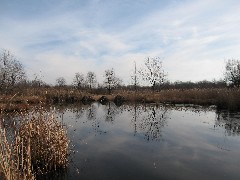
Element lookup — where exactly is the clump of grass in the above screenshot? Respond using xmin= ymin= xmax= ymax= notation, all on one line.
xmin=0 ymin=109 xmax=69 ymax=179
xmin=0 ymin=120 xmax=34 ymax=180
xmin=18 ymin=110 xmax=69 ymax=174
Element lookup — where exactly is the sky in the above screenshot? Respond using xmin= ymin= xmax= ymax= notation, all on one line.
xmin=1 ymin=0 xmax=240 ymax=85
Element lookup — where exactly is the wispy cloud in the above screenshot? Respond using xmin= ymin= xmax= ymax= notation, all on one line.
xmin=0 ymin=0 xmax=240 ymax=84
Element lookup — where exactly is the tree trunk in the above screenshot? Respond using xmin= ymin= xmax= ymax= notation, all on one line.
xmin=152 ymin=81 xmax=155 ymax=92
xmin=108 ymin=84 xmax=111 ymax=95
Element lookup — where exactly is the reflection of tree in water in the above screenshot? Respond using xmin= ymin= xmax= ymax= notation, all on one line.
xmin=86 ymin=103 xmax=104 ymax=136
xmin=128 ymin=104 xmax=168 ymax=141
xmin=87 ymin=104 xmax=97 ymax=120
xmin=140 ymin=105 xmax=168 ymax=141
xmin=104 ymin=102 xmax=122 ymax=123
xmin=215 ymin=110 xmax=240 ymax=136
xmin=0 ymin=112 xmax=19 ymax=141
xmin=126 ymin=104 xmax=143 ymax=136
xmin=60 ymin=103 xmax=103 ymax=136
xmin=74 ymin=107 xmax=85 ymax=119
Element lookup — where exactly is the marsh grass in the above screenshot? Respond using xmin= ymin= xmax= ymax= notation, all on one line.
xmin=0 ymin=108 xmax=69 ymax=180
xmin=0 ymin=120 xmax=34 ymax=180
xmin=113 ymin=88 xmax=240 ymax=110
xmin=1 ymin=87 xmax=240 ymax=111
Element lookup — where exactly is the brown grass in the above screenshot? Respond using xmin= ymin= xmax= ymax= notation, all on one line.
xmin=0 ymin=87 xmax=240 ymax=111
xmin=112 ymin=88 xmax=240 ymax=110
xmin=0 ymin=109 xmax=69 ymax=179
xmin=0 ymin=120 xmax=34 ymax=180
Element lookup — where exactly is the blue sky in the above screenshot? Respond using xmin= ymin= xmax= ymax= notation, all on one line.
xmin=1 ymin=0 xmax=240 ymax=85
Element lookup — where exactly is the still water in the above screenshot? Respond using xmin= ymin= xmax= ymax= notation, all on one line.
xmin=47 ymin=102 xmax=240 ymax=180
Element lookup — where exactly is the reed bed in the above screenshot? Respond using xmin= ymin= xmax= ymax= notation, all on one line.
xmin=1 ymin=87 xmax=240 ymax=111
xmin=0 ymin=109 xmax=69 ymax=180
xmin=114 ymin=88 xmax=240 ymax=110
xmin=0 ymin=120 xmax=34 ymax=180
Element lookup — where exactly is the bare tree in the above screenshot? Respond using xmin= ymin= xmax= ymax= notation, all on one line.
xmin=56 ymin=77 xmax=66 ymax=87
xmin=131 ymin=61 xmax=141 ymax=92
xmin=140 ymin=57 xmax=167 ymax=91
xmin=224 ymin=59 xmax=240 ymax=87
xmin=0 ymin=50 xmax=26 ymax=90
xmin=104 ymin=68 xmax=122 ymax=94
xmin=73 ymin=72 xmax=85 ymax=89
xmin=86 ymin=71 xmax=97 ymax=89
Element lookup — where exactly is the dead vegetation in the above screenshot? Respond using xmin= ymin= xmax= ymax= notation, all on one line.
xmin=0 ymin=87 xmax=240 ymax=111
xmin=0 ymin=109 xmax=69 ymax=180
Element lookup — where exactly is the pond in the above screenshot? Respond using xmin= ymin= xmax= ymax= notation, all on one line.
xmin=2 ymin=102 xmax=240 ymax=180
xmin=51 ymin=102 xmax=240 ymax=180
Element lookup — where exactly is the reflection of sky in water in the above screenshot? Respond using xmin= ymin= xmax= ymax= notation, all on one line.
xmin=54 ymin=103 xmax=240 ymax=180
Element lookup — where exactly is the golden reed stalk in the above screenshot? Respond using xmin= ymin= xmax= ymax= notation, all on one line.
xmin=0 ymin=109 xmax=69 ymax=180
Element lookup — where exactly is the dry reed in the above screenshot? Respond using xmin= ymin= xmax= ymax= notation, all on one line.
xmin=1 ymin=87 xmax=240 ymax=111
xmin=0 ymin=119 xmax=34 ymax=180
xmin=0 ymin=109 xmax=69 ymax=180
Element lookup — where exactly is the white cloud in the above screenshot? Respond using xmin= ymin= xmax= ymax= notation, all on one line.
xmin=1 ymin=0 xmax=240 ymax=85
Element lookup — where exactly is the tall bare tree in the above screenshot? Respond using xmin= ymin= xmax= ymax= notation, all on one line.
xmin=86 ymin=71 xmax=97 ymax=89
xmin=73 ymin=72 xmax=85 ymax=89
xmin=224 ymin=59 xmax=240 ymax=87
xmin=104 ymin=68 xmax=122 ymax=94
xmin=140 ymin=57 xmax=167 ymax=91
xmin=131 ymin=61 xmax=140 ymax=92
xmin=0 ymin=50 xmax=26 ymax=90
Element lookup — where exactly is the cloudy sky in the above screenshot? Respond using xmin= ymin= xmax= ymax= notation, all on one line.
xmin=1 ymin=0 xmax=240 ymax=85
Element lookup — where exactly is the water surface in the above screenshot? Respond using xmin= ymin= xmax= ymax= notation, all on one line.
xmin=53 ymin=102 xmax=240 ymax=180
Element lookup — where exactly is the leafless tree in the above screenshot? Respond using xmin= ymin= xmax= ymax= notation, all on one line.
xmin=56 ymin=77 xmax=66 ymax=87
xmin=86 ymin=71 xmax=97 ymax=89
xmin=140 ymin=57 xmax=167 ymax=91
xmin=104 ymin=68 xmax=122 ymax=94
xmin=131 ymin=61 xmax=141 ymax=92
xmin=73 ymin=72 xmax=85 ymax=89
xmin=0 ymin=50 xmax=26 ymax=90
xmin=224 ymin=59 xmax=240 ymax=87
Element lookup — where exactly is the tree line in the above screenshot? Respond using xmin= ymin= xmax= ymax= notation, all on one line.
xmin=1 ymin=49 xmax=240 ymax=94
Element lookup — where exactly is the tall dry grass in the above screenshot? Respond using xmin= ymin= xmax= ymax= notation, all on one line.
xmin=0 ymin=109 xmax=69 ymax=180
xmin=1 ymin=87 xmax=240 ymax=111
xmin=0 ymin=120 xmax=34 ymax=180
xmin=114 ymin=88 xmax=240 ymax=110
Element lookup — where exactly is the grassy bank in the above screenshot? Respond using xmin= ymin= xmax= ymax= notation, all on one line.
xmin=0 ymin=87 xmax=240 ymax=111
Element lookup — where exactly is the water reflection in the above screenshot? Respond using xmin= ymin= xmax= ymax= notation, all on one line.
xmin=3 ymin=103 xmax=240 ymax=180
xmin=87 ymin=104 xmax=97 ymax=120
xmin=127 ymin=104 xmax=168 ymax=141
xmin=104 ymin=102 xmax=122 ymax=123
xmin=54 ymin=103 xmax=170 ymax=142
xmin=73 ymin=106 xmax=85 ymax=119
xmin=0 ymin=111 xmax=25 ymax=141
xmin=216 ymin=110 xmax=240 ymax=136
xmin=53 ymin=103 xmax=169 ymax=142
xmin=130 ymin=104 xmax=141 ymax=136
xmin=73 ymin=103 xmax=105 ymax=136
xmin=139 ymin=105 xmax=168 ymax=141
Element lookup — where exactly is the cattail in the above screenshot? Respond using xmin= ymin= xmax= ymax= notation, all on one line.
xmin=0 ymin=108 xmax=69 ymax=179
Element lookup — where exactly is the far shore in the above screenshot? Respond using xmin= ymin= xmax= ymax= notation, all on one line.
xmin=0 ymin=87 xmax=239 ymax=112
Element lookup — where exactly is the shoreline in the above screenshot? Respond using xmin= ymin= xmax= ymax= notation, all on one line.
xmin=0 ymin=87 xmax=239 ymax=111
